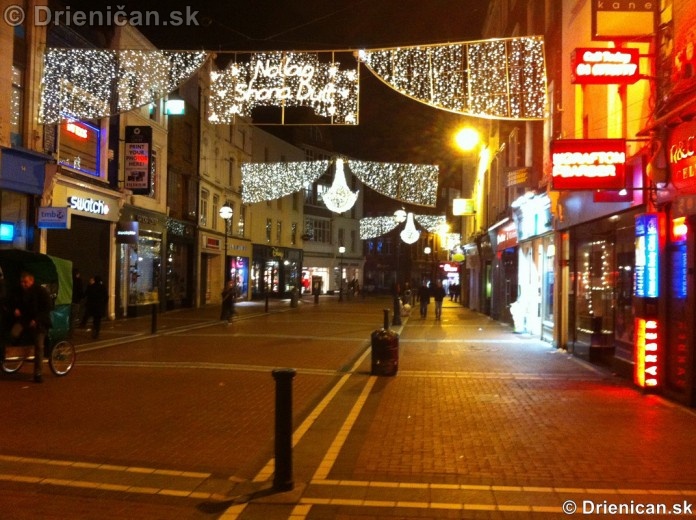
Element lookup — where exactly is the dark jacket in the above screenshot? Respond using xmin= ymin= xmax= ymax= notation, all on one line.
xmin=13 ymin=282 xmax=52 ymax=333
xmin=418 ymin=285 xmax=431 ymax=304
xmin=85 ymin=279 xmax=108 ymax=317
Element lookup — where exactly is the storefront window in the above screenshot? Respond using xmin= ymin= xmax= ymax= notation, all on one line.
xmin=576 ymin=238 xmax=615 ymax=339
xmin=126 ymin=235 xmax=161 ymax=305
xmin=165 ymin=242 xmax=189 ymax=307
xmin=543 ymin=237 xmax=555 ymax=322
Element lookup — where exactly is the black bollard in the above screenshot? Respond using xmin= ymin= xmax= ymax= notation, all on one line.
xmin=265 ymin=291 xmax=270 ymax=313
xmin=272 ymin=368 xmax=296 ymax=491
xmin=383 ymin=309 xmax=390 ymax=330
xmin=314 ymin=292 xmax=319 ymax=304
xmin=151 ymin=302 xmax=158 ymax=334
xmin=392 ymin=296 xmax=402 ymax=326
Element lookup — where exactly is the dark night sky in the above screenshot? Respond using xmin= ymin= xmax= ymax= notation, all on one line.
xmin=60 ymin=0 xmax=489 ymax=175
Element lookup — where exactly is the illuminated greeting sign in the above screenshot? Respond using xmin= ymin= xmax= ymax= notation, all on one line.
xmin=66 ymin=121 xmax=88 ymax=139
xmin=668 ymin=120 xmax=696 ymax=193
xmin=634 ymin=213 xmax=660 ymax=298
xmin=209 ymin=51 xmax=359 ymax=125
xmin=570 ymin=48 xmax=640 ymax=84
xmin=551 ymin=139 xmax=626 ymax=190
xmin=634 ymin=318 xmax=659 ymax=388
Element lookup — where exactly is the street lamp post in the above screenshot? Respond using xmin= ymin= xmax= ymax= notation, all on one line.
xmin=338 ymin=245 xmax=346 ymax=302
xmin=219 ymin=202 xmax=233 ymax=284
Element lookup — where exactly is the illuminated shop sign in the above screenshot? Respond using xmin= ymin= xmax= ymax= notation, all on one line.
xmin=124 ymin=126 xmax=152 ymax=195
xmin=58 ymin=119 xmax=100 ymax=177
xmin=634 ymin=213 xmax=660 ymax=298
xmin=571 ymin=47 xmax=640 ymax=84
xmin=0 ymin=222 xmax=14 ymax=242
xmin=634 ymin=318 xmax=659 ymax=388
xmin=37 ymin=206 xmax=70 ymax=229
xmin=671 ymin=217 xmax=688 ymax=300
xmin=496 ymin=223 xmax=518 ymax=251
xmin=592 ymin=0 xmax=657 ymax=41
xmin=668 ymin=120 xmax=696 ymax=193
xmin=68 ymin=195 xmax=110 ymax=216
xmin=116 ymin=221 xmax=139 ymax=244
xmin=551 ymin=139 xmax=626 ymax=190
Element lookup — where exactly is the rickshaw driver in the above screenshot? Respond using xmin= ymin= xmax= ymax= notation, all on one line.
xmin=9 ymin=271 xmax=52 ymax=383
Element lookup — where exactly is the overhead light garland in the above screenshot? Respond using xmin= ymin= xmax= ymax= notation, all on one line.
xmin=415 ymin=215 xmax=447 ymax=233
xmin=323 ymin=158 xmax=359 ymax=213
xmin=40 ymin=49 xmax=207 ymax=124
xmin=242 ymin=158 xmax=438 ymax=209
xmin=241 ymin=160 xmax=330 ymax=204
xmin=358 ymin=36 xmax=547 ymax=120
xmin=347 ymin=160 xmax=438 ymax=207
xmin=360 ymin=216 xmax=400 ymax=240
xmin=208 ymin=51 xmax=359 ymax=125
xmin=360 ymin=213 xmax=447 ymax=242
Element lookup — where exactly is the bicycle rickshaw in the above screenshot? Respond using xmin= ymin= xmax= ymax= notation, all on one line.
xmin=0 ymin=249 xmax=76 ymax=376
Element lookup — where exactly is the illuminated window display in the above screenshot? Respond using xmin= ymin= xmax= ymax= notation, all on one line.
xmin=576 ymin=238 xmax=615 ymax=342
xmin=122 ymin=235 xmax=161 ymax=306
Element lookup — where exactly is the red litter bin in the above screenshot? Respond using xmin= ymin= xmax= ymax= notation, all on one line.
xmin=371 ymin=309 xmax=399 ymax=376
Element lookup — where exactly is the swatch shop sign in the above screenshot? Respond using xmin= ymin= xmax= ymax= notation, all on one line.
xmin=68 ymin=196 xmax=110 ymax=217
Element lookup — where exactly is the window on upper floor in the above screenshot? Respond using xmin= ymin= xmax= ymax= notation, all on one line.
xmin=200 ymin=189 xmax=209 ymax=227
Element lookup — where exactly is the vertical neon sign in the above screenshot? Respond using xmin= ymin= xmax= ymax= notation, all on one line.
xmin=635 ymin=318 xmax=659 ymax=388
xmin=634 ymin=214 xmax=660 ymax=298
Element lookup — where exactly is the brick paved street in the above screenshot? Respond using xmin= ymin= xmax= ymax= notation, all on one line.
xmin=1 ymin=296 xmax=695 ymax=519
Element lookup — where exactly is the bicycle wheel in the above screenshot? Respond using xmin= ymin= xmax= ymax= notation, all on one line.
xmin=2 ymin=345 xmax=25 ymax=373
xmin=49 ymin=340 xmax=75 ymax=376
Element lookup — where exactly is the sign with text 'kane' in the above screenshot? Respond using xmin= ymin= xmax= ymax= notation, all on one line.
xmin=551 ymin=139 xmax=626 ymax=191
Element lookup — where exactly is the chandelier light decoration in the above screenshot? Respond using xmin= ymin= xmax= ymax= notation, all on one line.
xmin=323 ymin=158 xmax=359 ymax=213
xmin=400 ymin=212 xmax=421 ymax=244
xmin=208 ymin=51 xmax=359 ymax=125
xmin=241 ymin=160 xmax=330 ymax=204
xmin=242 ymin=159 xmax=438 ymax=210
xmin=40 ymin=49 xmax=207 ymax=124
xmin=358 ymin=35 xmax=547 ymax=120
xmin=360 ymin=213 xmax=446 ymax=243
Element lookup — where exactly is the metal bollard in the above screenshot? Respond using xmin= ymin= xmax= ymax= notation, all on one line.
xmin=272 ymin=368 xmax=296 ymax=491
xmin=314 ymin=292 xmax=319 ymax=304
xmin=392 ymin=296 xmax=402 ymax=326
xmin=383 ymin=308 xmax=390 ymax=330
xmin=265 ymin=291 xmax=270 ymax=313
xmin=151 ymin=303 xmax=158 ymax=334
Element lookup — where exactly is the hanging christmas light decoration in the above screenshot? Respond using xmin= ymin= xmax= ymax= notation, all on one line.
xmin=323 ymin=158 xmax=359 ymax=213
xmin=360 ymin=216 xmax=400 ymax=240
xmin=208 ymin=51 xmax=359 ymax=125
xmin=40 ymin=49 xmax=207 ymax=124
xmin=241 ymin=160 xmax=330 ymax=204
xmin=400 ymin=212 xmax=421 ymax=244
xmin=415 ymin=215 xmax=447 ymax=233
xmin=347 ymin=160 xmax=438 ymax=207
xmin=358 ymin=36 xmax=546 ymax=120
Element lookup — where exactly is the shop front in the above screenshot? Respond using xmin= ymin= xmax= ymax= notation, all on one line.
xmin=199 ymin=232 xmax=250 ymax=305
xmin=251 ymin=245 xmax=302 ymax=298
xmin=489 ymin=217 xmax=518 ymax=325
xmin=43 ymin=176 xmax=122 ymax=319
xmin=165 ymin=218 xmax=196 ymax=309
xmin=116 ymin=207 xmax=167 ymax=317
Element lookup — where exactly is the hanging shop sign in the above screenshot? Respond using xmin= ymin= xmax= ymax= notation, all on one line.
xmin=634 ymin=318 xmax=660 ymax=388
xmin=591 ymin=0 xmax=657 ymax=41
xmin=453 ymin=198 xmax=476 ymax=216
xmin=634 ymin=213 xmax=661 ymax=299
xmin=668 ymin=120 xmax=696 ymax=193
xmin=0 ymin=222 xmax=15 ymax=242
xmin=496 ymin=222 xmax=518 ymax=251
xmin=37 ymin=206 xmax=70 ymax=229
xmin=209 ymin=51 xmax=359 ymax=125
xmin=124 ymin=126 xmax=152 ymax=195
xmin=116 ymin=221 xmax=139 ymax=244
xmin=550 ymin=139 xmax=626 ymax=191
xmin=570 ymin=47 xmax=640 ymax=84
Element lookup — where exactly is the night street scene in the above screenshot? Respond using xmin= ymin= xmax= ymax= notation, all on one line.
xmin=1 ymin=0 xmax=696 ymax=518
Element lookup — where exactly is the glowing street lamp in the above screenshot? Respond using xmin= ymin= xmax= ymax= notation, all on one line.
xmin=219 ymin=202 xmax=233 ymax=283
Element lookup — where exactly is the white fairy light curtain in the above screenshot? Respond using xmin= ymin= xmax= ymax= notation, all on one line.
xmin=360 ymin=213 xmax=446 ymax=242
xmin=39 ymin=36 xmax=546 ymax=124
xmin=208 ymin=51 xmax=359 ymax=125
xmin=242 ymin=159 xmax=439 ymax=210
xmin=40 ymin=49 xmax=207 ymax=124
xmin=358 ymin=36 xmax=547 ymax=120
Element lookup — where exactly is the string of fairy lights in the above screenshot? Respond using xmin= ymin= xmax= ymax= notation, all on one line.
xmin=39 ymin=35 xmax=547 ymax=125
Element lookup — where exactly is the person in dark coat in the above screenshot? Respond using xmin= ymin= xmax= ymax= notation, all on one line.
xmin=220 ymin=280 xmax=237 ymax=323
xmin=81 ymin=275 xmax=108 ymax=339
xmin=9 ymin=271 xmax=52 ymax=383
xmin=418 ymin=282 xmax=431 ymax=319
xmin=432 ymin=280 xmax=447 ymax=320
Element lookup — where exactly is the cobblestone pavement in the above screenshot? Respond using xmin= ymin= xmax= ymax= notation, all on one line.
xmin=1 ymin=296 xmax=695 ymax=519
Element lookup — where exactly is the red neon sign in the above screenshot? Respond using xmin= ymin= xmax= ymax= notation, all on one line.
xmin=634 ymin=318 xmax=659 ymax=388
xmin=570 ymin=48 xmax=640 ymax=85
xmin=551 ymin=139 xmax=626 ymax=190
xmin=668 ymin=120 xmax=696 ymax=193
xmin=65 ymin=122 xmax=89 ymax=139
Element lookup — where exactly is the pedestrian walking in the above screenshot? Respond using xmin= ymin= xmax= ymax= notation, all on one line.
xmin=81 ymin=275 xmax=108 ymax=339
xmin=418 ymin=282 xmax=431 ymax=319
xmin=9 ymin=271 xmax=52 ymax=383
xmin=220 ymin=280 xmax=237 ymax=323
xmin=432 ymin=280 xmax=446 ymax=320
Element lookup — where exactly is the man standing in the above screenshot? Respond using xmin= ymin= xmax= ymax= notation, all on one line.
xmin=82 ymin=275 xmax=108 ymax=339
xmin=432 ymin=280 xmax=447 ymax=320
xmin=418 ymin=282 xmax=431 ymax=319
xmin=10 ymin=271 xmax=52 ymax=383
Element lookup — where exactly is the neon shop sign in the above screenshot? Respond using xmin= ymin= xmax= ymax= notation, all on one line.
xmin=68 ymin=196 xmax=110 ymax=216
xmin=634 ymin=213 xmax=660 ymax=299
xmin=634 ymin=318 xmax=659 ymax=388
xmin=571 ymin=48 xmax=640 ymax=84
xmin=550 ymin=139 xmax=626 ymax=190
